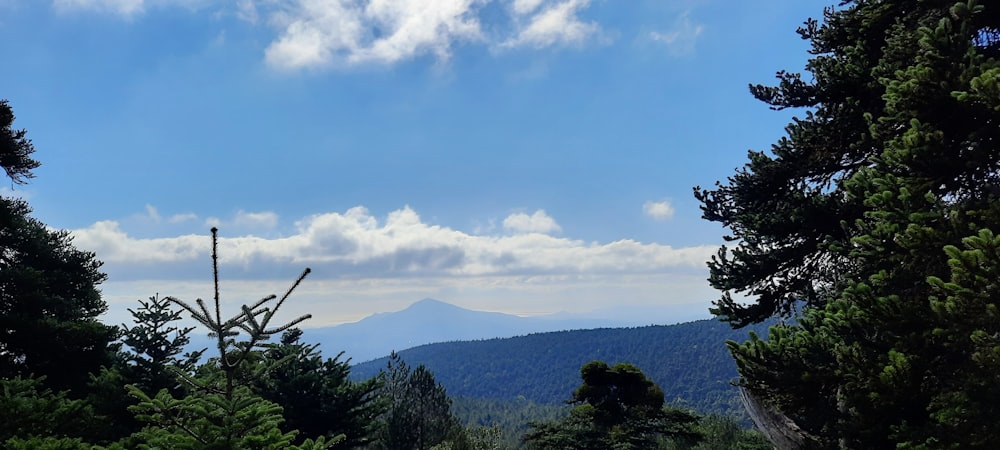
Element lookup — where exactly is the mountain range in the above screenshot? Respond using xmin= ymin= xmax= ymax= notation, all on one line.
xmin=295 ymin=298 xmax=696 ymax=363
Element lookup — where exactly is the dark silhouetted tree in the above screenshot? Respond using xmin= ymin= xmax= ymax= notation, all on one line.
xmin=0 ymin=100 xmax=115 ymax=395
xmin=524 ymin=361 xmax=700 ymax=450
xmin=0 ymin=100 xmax=40 ymax=185
xmin=696 ymin=0 xmax=1000 ymax=447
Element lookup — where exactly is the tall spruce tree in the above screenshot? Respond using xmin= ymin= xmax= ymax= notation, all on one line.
xmin=0 ymin=100 xmax=116 ymax=395
xmin=695 ymin=0 xmax=1000 ymax=447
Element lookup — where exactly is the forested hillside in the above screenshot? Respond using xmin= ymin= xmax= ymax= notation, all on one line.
xmin=353 ymin=319 xmax=772 ymax=417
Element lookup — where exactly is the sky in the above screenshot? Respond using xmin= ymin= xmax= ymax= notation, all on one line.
xmin=0 ymin=0 xmax=821 ymax=328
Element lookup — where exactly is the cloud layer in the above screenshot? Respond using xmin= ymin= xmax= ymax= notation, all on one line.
xmin=76 ymin=205 xmax=718 ymax=326
xmin=72 ymin=205 xmax=713 ymax=280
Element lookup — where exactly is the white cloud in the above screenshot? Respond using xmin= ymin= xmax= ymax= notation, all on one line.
xmin=264 ymin=0 xmax=484 ymax=69
xmin=504 ymin=0 xmax=599 ymax=49
xmin=649 ymin=11 xmax=703 ymax=56
xmin=643 ymin=199 xmax=675 ymax=221
xmin=502 ymin=209 xmax=561 ymax=234
xmin=73 ymin=220 xmax=211 ymax=263
xmin=262 ymin=0 xmax=603 ymax=69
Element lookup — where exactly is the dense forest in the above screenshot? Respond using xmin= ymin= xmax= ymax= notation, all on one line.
xmin=3 ymin=0 xmax=1000 ymax=448
xmin=352 ymin=320 xmax=773 ymax=415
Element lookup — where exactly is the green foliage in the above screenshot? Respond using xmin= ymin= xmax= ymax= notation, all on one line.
xmin=463 ymin=424 xmax=508 ymax=450
xmin=0 ymin=376 xmax=97 ymax=443
xmin=698 ymin=0 xmax=1000 ymax=447
xmin=3 ymin=436 xmax=94 ymax=450
xmin=523 ymin=361 xmax=701 ymax=450
xmin=921 ymin=229 xmax=1000 ymax=447
xmin=128 ymin=384 xmax=322 ymax=449
xmin=252 ymin=328 xmax=384 ymax=447
xmin=661 ymin=415 xmax=771 ymax=450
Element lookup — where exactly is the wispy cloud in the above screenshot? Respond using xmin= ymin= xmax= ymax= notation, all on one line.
xmin=168 ymin=212 xmax=199 ymax=224
xmin=502 ymin=0 xmax=600 ymax=49
xmin=643 ymin=199 xmax=675 ymax=221
xmin=51 ymin=0 xmax=210 ymax=17
xmin=53 ymin=0 xmax=145 ymax=17
xmin=648 ymin=11 xmax=704 ymax=56
xmin=263 ymin=0 xmax=484 ymax=69
xmin=235 ymin=0 xmax=257 ymax=24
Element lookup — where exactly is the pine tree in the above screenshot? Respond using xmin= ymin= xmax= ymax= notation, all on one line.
xmin=696 ymin=0 xmax=1000 ymax=447
xmin=127 ymin=228 xmax=330 ymax=450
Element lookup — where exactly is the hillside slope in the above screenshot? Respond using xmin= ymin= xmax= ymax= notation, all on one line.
xmin=352 ymin=318 xmax=772 ymax=417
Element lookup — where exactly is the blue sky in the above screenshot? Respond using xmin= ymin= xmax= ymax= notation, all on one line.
xmin=1 ymin=0 xmax=819 ymax=327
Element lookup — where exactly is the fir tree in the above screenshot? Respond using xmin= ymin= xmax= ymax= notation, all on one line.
xmin=127 ymin=228 xmax=330 ymax=450
xmin=697 ymin=0 xmax=1000 ymax=447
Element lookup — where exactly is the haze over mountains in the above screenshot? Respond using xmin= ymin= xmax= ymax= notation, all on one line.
xmin=295 ymin=298 xmax=709 ymax=363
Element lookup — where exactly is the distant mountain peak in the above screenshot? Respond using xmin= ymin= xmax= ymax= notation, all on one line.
xmin=405 ymin=298 xmax=461 ymax=311
xmin=412 ymin=297 xmax=450 ymax=306
xmin=305 ymin=298 xmax=674 ymax=363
